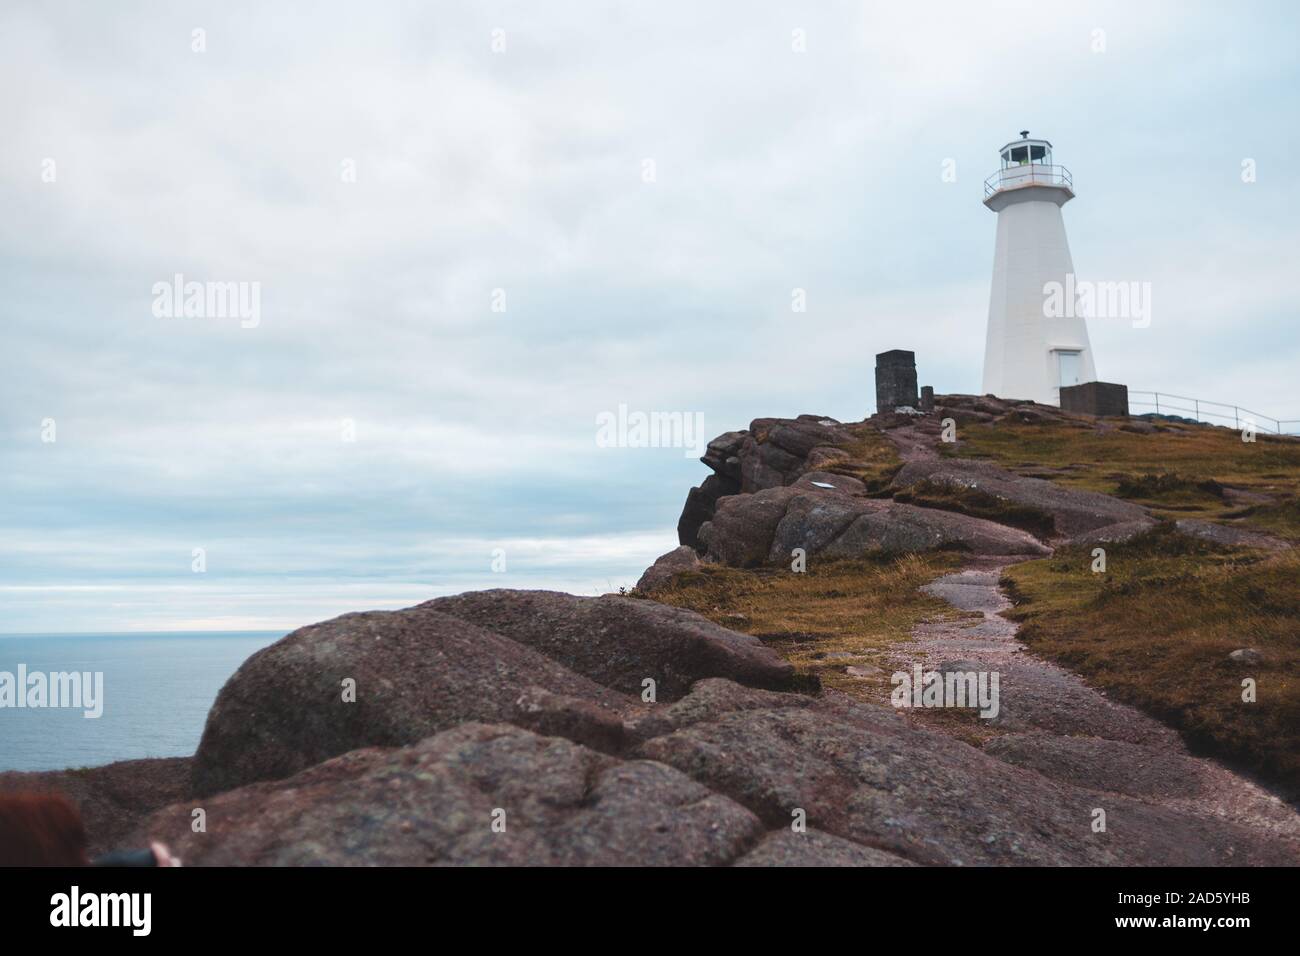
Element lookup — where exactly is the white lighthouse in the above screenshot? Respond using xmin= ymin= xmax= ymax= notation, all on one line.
xmin=981 ymin=131 xmax=1096 ymax=405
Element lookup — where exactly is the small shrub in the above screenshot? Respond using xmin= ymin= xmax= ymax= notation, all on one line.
xmin=1115 ymin=472 xmax=1224 ymax=501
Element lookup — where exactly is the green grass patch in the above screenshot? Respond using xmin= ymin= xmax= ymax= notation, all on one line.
xmin=1001 ymin=524 xmax=1300 ymax=798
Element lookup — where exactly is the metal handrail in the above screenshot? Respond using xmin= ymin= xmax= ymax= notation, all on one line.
xmin=1128 ymin=390 xmax=1300 ymax=435
xmin=984 ymin=163 xmax=1073 ymax=198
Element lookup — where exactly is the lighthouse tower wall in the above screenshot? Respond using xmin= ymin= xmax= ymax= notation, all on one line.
xmin=981 ymin=188 xmax=1096 ymax=404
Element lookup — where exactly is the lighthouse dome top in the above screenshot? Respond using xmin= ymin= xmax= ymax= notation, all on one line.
xmin=983 ymin=130 xmax=1073 ymax=206
xmin=997 ymin=130 xmax=1053 ymax=167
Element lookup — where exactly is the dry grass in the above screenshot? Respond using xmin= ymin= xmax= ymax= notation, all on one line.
xmin=1113 ymin=472 xmax=1226 ymax=506
xmin=947 ymin=420 xmax=1300 ymax=536
xmin=819 ymin=422 xmax=904 ymax=493
xmin=1002 ymin=525 xmax=1300 ymax=798
xmin=645 ymin=552 xmax=962 ymax=700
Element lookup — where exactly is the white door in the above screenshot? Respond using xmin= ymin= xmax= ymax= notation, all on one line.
xmin=1057 ymin=350 xmax=1082 ymax=388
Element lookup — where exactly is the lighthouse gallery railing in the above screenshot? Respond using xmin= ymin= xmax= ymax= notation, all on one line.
xmin=983 ymin=164 xmax=1073 ymax=199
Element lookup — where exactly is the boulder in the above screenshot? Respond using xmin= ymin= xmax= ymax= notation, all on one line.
xmin=1174 ymin=519 xmax=1290 ymax=552
xmin=139 ymin=724 xmax=765 ymax=866
xmin=677 ymin=473 xmax=739 ymax=549
xmin=428 ymin=589 xmax=795 ymax=700
xmin=190 ymin=605 xmax=635 ymax=796
xmin=1064 ymin=518 xmax=1159 ymax=549
xmin=698 ymin=486 xmax=800 ymax=566
xmin=767 ymin=492 xmax=866 ymax=559
xmin=636 ymin=544 xmax=702 ymax=592
xmin=891 ymin=459 xmax=1149 ymax=538
xmin=816 ymin=501 xmax=1050 ymax=558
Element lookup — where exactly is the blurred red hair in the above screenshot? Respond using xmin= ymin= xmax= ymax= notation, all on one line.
xmin=0 ymin=793 xmax=89 ymax=866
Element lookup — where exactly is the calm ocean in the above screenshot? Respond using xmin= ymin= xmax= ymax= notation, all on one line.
xmin=0 ymin=632 xmax=282 ymax=773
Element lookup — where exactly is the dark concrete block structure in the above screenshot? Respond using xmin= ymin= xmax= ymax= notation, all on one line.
xmin=1059 ymin=381 xmax=1129 ymax=417
xmin=875 ymin=350 xmax=919 ymax=413
xmin=920 ymin=386 xmax=935 ymax=412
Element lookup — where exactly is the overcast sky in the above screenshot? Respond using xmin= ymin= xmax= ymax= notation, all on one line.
xmin=2 ymin=0 xmax=1298 ymax=632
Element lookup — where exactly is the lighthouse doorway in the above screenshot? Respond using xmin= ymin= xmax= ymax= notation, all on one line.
xmin=1055 ymin=350 xmax=1083 ymax=397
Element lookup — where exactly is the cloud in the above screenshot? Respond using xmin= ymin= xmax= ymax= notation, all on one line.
xmin=2 ymin=0 xmax=1298 ymax=631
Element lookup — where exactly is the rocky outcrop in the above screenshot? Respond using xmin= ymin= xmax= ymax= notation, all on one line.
xmin=672 ymin=401 xmax=1151 ymax=569
xmin=137 ymin=677 xmax=1299 ymax=866
xmin=632 ymin=682 xmax=1295 ymax=866
xmin=636 ymin=544 xmax=701 ymax=592
xmin=192 ymin=590 xmax=795 ymax=796
xmin=142 ymin=723 xmax=766 ymax=866
xmin=738 ymin=417 xmax=856 ymax=492
xmin=0 ymin=757 xmax=191 ymax=858
xmin=429 ymin=589 xmax=794 ymax=699
xmin=676 ymin=415 xmax=863 ymax=548
xmin=697 ymin=485 xmax=1049 ymax=567
xmin=190 ymin=605 xmax=638 ymax=797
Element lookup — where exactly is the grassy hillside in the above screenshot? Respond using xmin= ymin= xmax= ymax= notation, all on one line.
xmin=653 ymin=414 xmax=1299 ymax=798
xmin=950 ymin=418 xmax=1299 ymax=795
xmin=947 ymin=419 xmax=1300 ymax=539
xmin=1003 ymin=526 xmax=1300 ymax=798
